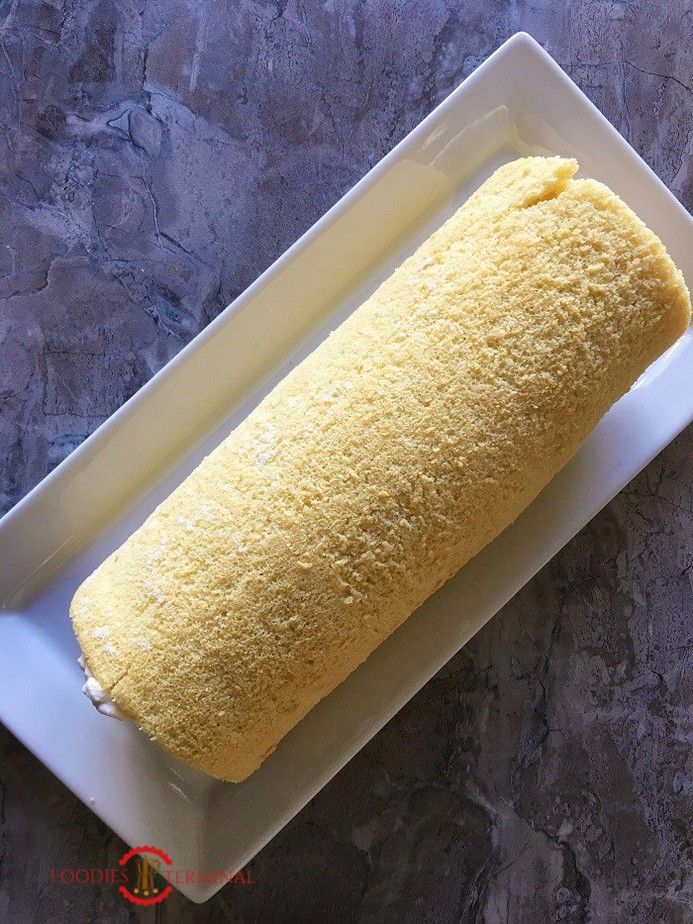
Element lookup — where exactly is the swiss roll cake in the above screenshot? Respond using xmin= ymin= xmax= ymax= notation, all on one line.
xmin=70 ymin=157 xmax=691 ymax=781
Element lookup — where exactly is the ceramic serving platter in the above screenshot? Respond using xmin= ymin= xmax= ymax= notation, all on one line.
xmin=0 ymin=33 xmax=691 ymax=903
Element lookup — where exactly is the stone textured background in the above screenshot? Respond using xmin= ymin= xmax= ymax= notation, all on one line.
xmin=0 ymin=1 xmax=691 ymax=921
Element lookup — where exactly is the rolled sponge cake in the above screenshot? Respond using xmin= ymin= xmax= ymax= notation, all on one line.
xmin=71 ymin=157 xmax=691 ymax=781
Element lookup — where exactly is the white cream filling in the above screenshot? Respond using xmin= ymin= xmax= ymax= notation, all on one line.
xmin=78 ymin=654 xmax=123 ymax=720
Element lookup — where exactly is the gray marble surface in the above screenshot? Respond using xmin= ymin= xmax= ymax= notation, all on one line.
xmin=0 ymin=1 xmax=691 ymax=921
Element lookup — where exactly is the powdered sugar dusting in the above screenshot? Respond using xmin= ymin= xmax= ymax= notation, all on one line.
xmin=230 ymin=531 xmax=249 ymax=553
xmin=250 ymin=422 xmax=277 ymax=465
xmin=148 ymin=586 xmax=167 ymax=605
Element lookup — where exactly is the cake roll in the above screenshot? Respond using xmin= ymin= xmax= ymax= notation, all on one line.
xmin=70 ymin=156 xmax=691 ymax=781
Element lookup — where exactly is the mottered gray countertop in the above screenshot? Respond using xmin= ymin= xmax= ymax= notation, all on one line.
xmin=0 ymin=2 xmax=691 ymax=922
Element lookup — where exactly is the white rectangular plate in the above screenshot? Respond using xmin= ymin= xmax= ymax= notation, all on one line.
xmin=1 ymin=33 xmax=691 ymax=903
